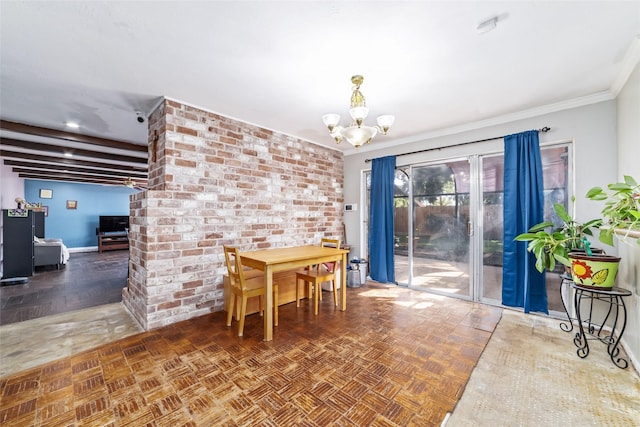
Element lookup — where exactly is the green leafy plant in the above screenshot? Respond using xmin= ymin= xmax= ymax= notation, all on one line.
xmin=515 ymin=203 xmax=602 ymax=273
xmin=586 ymin=175 xmax=640 ymax=246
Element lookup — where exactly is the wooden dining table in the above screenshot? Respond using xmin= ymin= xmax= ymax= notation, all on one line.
xmin=240 ymin=245 xmax=350 ymax=341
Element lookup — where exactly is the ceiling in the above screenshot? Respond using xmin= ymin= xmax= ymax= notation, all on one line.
xmin=1 ymin=1 xmax=639 ymax=187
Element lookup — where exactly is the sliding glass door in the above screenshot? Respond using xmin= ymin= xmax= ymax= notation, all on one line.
xmin=364 ymin=143 xmax=571 ymax=312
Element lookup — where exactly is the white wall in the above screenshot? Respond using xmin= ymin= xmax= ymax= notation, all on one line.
xmin=0 ymin=162 xmax=24 ymax=278
xmin=0 ymin=161 xmax=23 ymax=209
xmin=616 ymin=60 xmax=640 ymax=369
xmin=617 ymin=60 xmax=640 ymax=180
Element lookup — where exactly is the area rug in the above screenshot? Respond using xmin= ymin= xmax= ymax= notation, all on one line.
xmin=447 ymin=309 xmax=640 ymax=426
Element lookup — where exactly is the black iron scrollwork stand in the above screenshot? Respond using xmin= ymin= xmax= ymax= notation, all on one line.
xmin=559 ymin=274 xmax=575 ymax=332
xmin=569 ymin=282 xmax=631 ymax=369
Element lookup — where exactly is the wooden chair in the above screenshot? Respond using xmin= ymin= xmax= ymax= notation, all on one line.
xmin=224 ymin=245 xmax=278 ymax=337
xmin=295 ymin=238 xmax=341 ymax=315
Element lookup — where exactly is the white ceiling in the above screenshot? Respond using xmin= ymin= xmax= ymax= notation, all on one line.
xmin=1 ymin=1 xmax=639 ymax=155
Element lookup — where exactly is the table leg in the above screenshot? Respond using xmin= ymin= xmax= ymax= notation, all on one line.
xmin=264 ymin=265 xmax=273 ymax=341
xmin=340 ymin=253 xmax=347 ymax=311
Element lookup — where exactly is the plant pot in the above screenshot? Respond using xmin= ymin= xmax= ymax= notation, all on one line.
xmin=568 ymin=252 xmax=621 ymax=289
xmin=562 ymin=248 xmax=604 ymax=275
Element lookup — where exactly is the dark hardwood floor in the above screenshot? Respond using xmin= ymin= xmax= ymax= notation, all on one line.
xmin=0 ymin=250 xmax=129 ymax=326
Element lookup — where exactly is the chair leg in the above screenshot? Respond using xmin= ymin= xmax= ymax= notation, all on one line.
xmin=274 ymin=284 xmax=279 ymax=326
xmin=238 ymin=295 xmax=248 ymax=337
xmin=314 ymin=281 xmax=320 ymax=315
xmin=332 ymin=280 xmax=338 ymax=306
xmin=226 ymin=293 xmax=235 ymax=326
xmin=296 ymin=278 xmax=301 ymax=307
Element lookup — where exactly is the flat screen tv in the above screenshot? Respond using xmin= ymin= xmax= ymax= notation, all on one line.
xmin=99 ymin=215 xmax=129 ymax=233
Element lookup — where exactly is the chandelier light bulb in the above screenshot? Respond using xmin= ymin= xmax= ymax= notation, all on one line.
xmin=330 ymin=126 xmax=344 ymax=143
xmin=349 ymin=106 xmax=369 ymax=126
xmin=377 ymin=115 xmax=395 ymax=134
xmin=322 ymin=114 xmax=341 ymax=132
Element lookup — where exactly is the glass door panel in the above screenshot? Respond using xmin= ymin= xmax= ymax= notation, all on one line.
xmin=479 ymin=145 xmax=570 ymax=311
xmin=410 ymin=161 xmax=471 ymax=297
xmin=541 ymin=145 xmax=571 ymax=314
xmin=393 ymin=168 xmax=411 ymax=285
xmin=480 ymin=154 xmax=505 ymax=302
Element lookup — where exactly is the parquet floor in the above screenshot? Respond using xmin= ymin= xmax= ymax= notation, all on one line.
xmin=0 ymin=283 xmax=502 ymax=426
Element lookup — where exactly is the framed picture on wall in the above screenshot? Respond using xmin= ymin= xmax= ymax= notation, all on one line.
xmin=66 ymin=200 xmax=77 ymax=210
xmin=40 ymin=189 xmax=53 ymax=199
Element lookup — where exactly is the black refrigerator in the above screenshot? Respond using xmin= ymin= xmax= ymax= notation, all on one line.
xmin=2 ymin=210 xmax=44 ymax=278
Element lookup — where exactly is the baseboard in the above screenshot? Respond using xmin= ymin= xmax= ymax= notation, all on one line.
xmin=68 ymin=246 xmax=99 ymax=253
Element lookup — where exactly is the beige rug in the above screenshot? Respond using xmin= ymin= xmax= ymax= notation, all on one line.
xmin=448 ymin=309 xmax=640 ymax=426
xmin=0 ymin=303 xmax=142 ymax=378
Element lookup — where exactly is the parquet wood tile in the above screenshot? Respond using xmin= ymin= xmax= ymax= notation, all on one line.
xmin=0 ymin=283 xmax=502 ymax=426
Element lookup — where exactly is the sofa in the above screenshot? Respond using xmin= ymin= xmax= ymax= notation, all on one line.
xmin=34 ymin=237 xmax=70 ymax=269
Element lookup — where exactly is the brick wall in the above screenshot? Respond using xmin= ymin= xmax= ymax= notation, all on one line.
xmin=122 ymin=99 xmax=344 ymax=330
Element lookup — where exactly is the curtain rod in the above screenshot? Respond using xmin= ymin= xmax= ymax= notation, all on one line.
xmin=364 ymin=126 xmax=550 ymax=163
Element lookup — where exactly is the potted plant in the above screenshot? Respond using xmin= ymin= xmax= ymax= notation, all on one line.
xmin=565 ymin=251 xmax=621 ymax=289
xmin=586 ymin=175 xmax=640 ymax=246
xmin=515 ymin=202 xmax=602 ymax=274
xmin=562 ymin=175 xmax=639 ymax=290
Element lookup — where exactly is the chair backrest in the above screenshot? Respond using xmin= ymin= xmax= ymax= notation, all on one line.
xmin=320 ymin=238 xmax=341 ymax=272
xmin=321 ymin=238 xmax=341 ymax=249
xmin=223 ymin=245 xmax=247 ymax=291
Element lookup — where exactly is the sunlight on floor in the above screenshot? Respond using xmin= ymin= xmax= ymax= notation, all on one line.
xmin=356 ymin=285 xmax=446 ymax=310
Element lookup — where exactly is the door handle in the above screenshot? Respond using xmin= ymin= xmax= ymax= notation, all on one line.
xmin=467 ymin=221 xmax=473 ymax=236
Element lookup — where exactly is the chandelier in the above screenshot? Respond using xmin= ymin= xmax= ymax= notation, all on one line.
xmin=322 ymin=75 xmax=394 ymax=148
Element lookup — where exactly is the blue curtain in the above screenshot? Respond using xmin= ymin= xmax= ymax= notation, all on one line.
xmin=502 ymin=130 xmax=548 ymax=314
xmin=369 ymin=156 xmax=396 ymax=283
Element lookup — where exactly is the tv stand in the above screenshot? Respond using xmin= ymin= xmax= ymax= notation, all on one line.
xmin=98 ymin=232 xmax=129 ymax=253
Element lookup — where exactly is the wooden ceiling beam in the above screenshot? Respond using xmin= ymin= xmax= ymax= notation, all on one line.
xmin=18 ymin=174 xmax=146 ymax=188
xmin=4 ymin=159 xmax=148 ymax=179
xmin=0 ymin=120 xmax=147 ymax=153
xmin=0 ymin=137 xmax=147 ymax=164
xmin=0 ymin=149 xmax=147 ymax=172
xmin=15 ymin=170 xmax=148 ymax=187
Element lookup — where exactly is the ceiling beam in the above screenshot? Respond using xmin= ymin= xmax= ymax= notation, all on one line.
xmin=4 ymin=159 xmax=148 ymax=179
xmin=0 ymin=137 xmax=147 ymax=164
xmin=0 ymin=149 xmax=148 ymax=172
xmin=0 ymin=120 xmax=147 ymax=153
xmin=15 ymin=170 xmax=148 ymax=187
